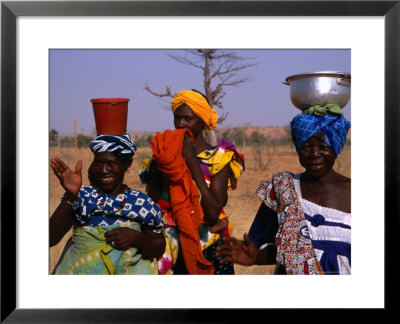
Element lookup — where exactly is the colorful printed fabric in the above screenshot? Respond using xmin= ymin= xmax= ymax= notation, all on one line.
xmin=138 ymin=158 xmax=153 ymax=185
xmin=68 ymin=186 xmax=164 ymax=234
xmin=290 ymin=114 xmax=351 ymax=155
xmin=256 ymin=172 xmax=324 ymax=275
xmin=197 ymin=138 xmax=245 ymax=191
xmin=53 ymin=222 xmax=158 ymax=275
xmin=171 ymin=90 xmax=218 ymax=130
xmin=90 ymin=134 xmax=137 ymax=161
xmin=202 ymin=239 xmax=234 ymax=274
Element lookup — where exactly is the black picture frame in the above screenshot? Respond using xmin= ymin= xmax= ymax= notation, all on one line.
xmin=1 ymin=0 xmax=398 ymax=322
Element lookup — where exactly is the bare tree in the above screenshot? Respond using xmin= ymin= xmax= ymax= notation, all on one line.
xmin=144 ymin=49 xmax=259 ymax=124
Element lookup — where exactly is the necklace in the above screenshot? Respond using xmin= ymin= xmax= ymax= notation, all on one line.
xmin=95 ymin=184 xmax=130 ymax=213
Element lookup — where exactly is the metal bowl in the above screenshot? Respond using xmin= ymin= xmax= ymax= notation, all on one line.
xmin=283 ymin=71 xmax=351 ymax=110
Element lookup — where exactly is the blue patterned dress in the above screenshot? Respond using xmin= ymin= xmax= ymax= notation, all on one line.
xmin=52 ymin=186 xmax=164 ymax=275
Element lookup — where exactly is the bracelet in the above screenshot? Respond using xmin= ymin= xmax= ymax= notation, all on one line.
xmin=64 ymin=200 xmax=75 ymax=206
xmin=62 ymin=194 xmax=76 ymax=206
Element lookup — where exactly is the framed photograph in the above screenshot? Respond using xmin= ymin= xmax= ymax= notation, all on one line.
xmin=1 ymin=0 xmax=398 ymax=321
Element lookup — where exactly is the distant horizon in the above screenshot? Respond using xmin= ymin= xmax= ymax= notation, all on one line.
xmin=52 ymin=124 xmax=292 ymax=136
xmin=52 ymin=123 xmax=352 ymax=140
xmin=52 ymin=122 xmax=298 ymax=135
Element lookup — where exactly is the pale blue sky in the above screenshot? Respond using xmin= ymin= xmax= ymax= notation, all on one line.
xmin=50 ymin=49 xmax=351 ymax=135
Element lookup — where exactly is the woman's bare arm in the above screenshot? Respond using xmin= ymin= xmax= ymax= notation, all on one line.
xmin=49 ymin=192 xmax=76 ymax=246
xmin=49 ymin=158 xmax=82 ymax=246
xmin=182 ymin=136 xmax=229 ymax=226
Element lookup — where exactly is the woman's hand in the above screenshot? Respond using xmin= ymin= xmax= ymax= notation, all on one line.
xmin=215 ymin=233 xmax=259 ymax=266
xmin=210 ymin=217 xmax=229 ymax=234
xmin=181 ymin=134 xmax=197 ymax=162
xmin=105 ymin=227 xmax=166 ymax=259
xmin=50 ymin=158 xmax=82 ymax=196
xmin=105 ymin=227 xmax=139 ymax=251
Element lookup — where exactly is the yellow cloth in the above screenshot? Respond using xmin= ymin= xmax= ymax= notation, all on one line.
xmin=171 ymin=90 xmax=218 ymax=130
xmin=197 ymin=150 xmax=243 ymax=191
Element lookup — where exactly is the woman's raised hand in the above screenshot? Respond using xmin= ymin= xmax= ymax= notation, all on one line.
xmin=50 ymin=158 xmax=82 ymax=196
xmin=181 ymin=134 xmax=197 ymax=162
xmin=216 ymin=233 xmax=259 ymax=266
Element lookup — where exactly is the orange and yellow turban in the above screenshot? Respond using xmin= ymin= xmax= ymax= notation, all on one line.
xmin=171 ymin=90 xmax=218 ymax=130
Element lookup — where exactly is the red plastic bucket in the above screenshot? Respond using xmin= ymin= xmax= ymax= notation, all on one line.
xmin=91 ymin=98 xmax=129 ymax=135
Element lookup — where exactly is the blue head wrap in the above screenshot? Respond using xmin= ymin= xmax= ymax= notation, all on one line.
xmin=290 ymin=114 xmax=351 ymax=156
xmin=89 ymin=134 xmax=137 ymax=161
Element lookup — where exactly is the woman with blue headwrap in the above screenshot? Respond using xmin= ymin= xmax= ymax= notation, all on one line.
xmin=216 ymin=111 xmax=351 ymax=275
xmin=50 ymin=134 xmax=165 ymax=275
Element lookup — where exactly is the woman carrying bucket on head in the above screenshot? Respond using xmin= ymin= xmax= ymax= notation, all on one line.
xmin=50 ymin=98 xmax=165 ymax=275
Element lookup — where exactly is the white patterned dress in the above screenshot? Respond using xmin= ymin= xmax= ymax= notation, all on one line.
xmin=293 ymin=174 xmax=351 ymax=274
xmin=249 ymin=172 xmax=351 ymax=275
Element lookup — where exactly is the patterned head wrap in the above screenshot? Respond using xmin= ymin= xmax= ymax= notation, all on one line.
xmin=171 ymin=90 xmax=218 ymax=130
xmin=89 ymin=134 xmax=137 ymax=161
xmin=290 ymin=114 xmax=351 ymax=156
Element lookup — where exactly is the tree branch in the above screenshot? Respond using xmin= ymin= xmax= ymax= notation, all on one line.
xmin=144 ymin=84 xmax=175 ymax=98
xmin=146 ymin=49 xmax=260 ymax=125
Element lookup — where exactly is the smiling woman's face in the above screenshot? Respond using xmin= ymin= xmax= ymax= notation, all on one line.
xmin=90 ymin=152 xmax=131 ymax=194
xmin=298 ymin=132 xmax=337 ymax=178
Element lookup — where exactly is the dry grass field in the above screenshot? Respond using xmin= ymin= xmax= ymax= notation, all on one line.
xmin=49 ymin=144 xmax=351 ymax=275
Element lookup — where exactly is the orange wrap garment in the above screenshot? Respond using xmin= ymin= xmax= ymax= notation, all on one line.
xmin=151 ymin=129 xmax=214 ymax=274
